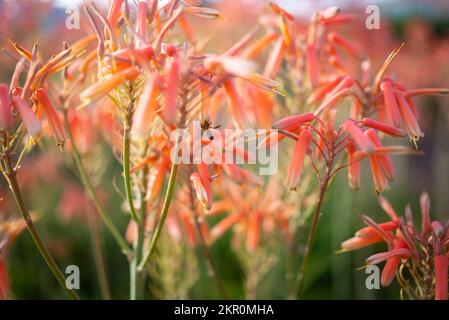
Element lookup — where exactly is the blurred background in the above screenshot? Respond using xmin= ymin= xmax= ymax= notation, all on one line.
xmin=0 ymin=0 xmax=448 ymax=299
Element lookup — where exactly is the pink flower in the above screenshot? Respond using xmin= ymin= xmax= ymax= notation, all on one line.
xmin=346 ymin=141 xmax=360 ymax=190
xmin=164 ymin=59 xmax=180 ymax=124
xmin=395 ymin=91 xmax=423 ymax=142
xmin=0 ymin=84 xmax=13 ymax=130
xmin=365 ymin=129 xmax=394 ymax=181
xmin=380 ymin=80 xmax=401 ymax=127
xmin=273 ymin=113 xmax=315 ymax=131
xmin=33 ymin=88 xmax=67 ymax=147
xmin=107 ymin=0 xmax=124 ymax=28
xmin=12 ymin=96 xmax=41 ymax=136
xmin=362 ymin=118 xmax=406 ymax=138
xmin=136 ymin=1 xmax=149 ymax=44
xmin=343 ymin=120 xmax=373 ymax=151
xmin=132 ymin=74 xmax=163 ymax=137
xmin=263 ymin=37 xmax=286 ymax=78
xmin=381 ymin=239 xmax=408 ymax=286
xmin=366 ymin=248 xmax=410 ymax=265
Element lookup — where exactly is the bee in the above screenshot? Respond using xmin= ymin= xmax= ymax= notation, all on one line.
xmin=200 ymin=119 xmax=221 ymax=131
xmin=200 ymin=119 xmax=221 ymax=141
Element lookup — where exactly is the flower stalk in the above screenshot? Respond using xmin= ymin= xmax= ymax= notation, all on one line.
xmin=295 ymin=157 xmax=334 ymax=297
xmin=138 ymin=162 xmax=179 ymax=271
xmin=1 ymin=133 xmax=80 ymax=300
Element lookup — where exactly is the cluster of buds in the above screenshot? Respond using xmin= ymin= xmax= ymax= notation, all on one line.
xmin=341 ymin=193 xmax=449 ymax=300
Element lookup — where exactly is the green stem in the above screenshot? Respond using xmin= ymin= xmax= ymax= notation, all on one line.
xmin=87 ymin=209 xmax=112 ymax=300
xmin=138 ymin=162 xmax=178 ymax=271
xmin=121 ymin=84 xmax=145 ymax=300
xmin=3 ymin=148 xmax=80 ymax=300
xmin=64 ymin=112 xmax=132 ymax=256
xmin=123 ymin=114 xmax=139 ymax=223
xmin=295 ymin=161 xmax=333 ymax=297
xmin=129 ymin=221 xmax=144 ymax=299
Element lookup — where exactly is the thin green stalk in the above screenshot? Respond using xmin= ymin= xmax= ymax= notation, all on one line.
xmin=87 ymin=209 xmax=112 ymax=300
xmin=138 ymin=162 xmax=178 ymax=271
xmin=295 ymin=157 xmax=334 ymax=297
xmin=3 ymin=147 xmax=80 ymax=300
xmin=129 ymin=221 xmax=144 ymax=299
xmin=130 ymin=153 xmax=148 ymax=300
xmin=123 ymin=112 xmax=139 ymax=223
xmin=64 ymin=112 xmax=132 ymax=256
xmin=122 ymin=84 xmax=146 ymax=299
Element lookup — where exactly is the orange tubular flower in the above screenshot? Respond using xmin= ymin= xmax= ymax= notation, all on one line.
xmin=148 ymin=156 xmax=170 ymax=201
xmin=243 ymin=32 xmax=278 ymax=60
xmin=362 ymin=118 xmax=406 ymax=138
xmin=366 ymin=248 xmax=410 ymax=266
xmin=132 ymin=74 xmax=163 ymax=137
xmin=434 ymin=255 xmax=448 ymax=300
xmin=209 ymin=213 xmax=242 ymax=245
xmin=273 ymin=112 xmax=315 ymax=131
xmin=405 ymin=88 xmax=449 ymax=98
xmin=107 ymin=0 xmax=124 ymax=28
xmin=80 ymin=67 xmax=139 ymax=107
xmin=286 ymin=129 xmax=312 ymax=191
xmin=307 ymin=75 xmax=343 ymax=105
xmin=182 ymin=6 xmax=222 ymax=20
xmin=343 ymin=120 xmax=373 ymax=151
xmin=367 ymin=149 xmax=389 ymax=194
xmin=314 ymin=87 xmax=351 ymax=115
xmin=33 ymin=88 xmax=67 ymax=147
xmin=395 ymin=92 xmax=423 ymax=142
xmin=164 ymin=59 xmax=180 ymax=124
xmin=257 ymin=130 xmax=286 ymax=150
xmin=340 ymin=235 xmax=383 ymax=252
xmin=136 ymin=1 xmax=149 ymax=44
xmin=380 ymin=80 xmax=401 ymax=127
xmin=197 ymin=162 xmax=213 ymax=210
xmin=246 ymin=211 xmax=262 ymax=252
xmin=269 ymin=2 xmax=295 ymax=21
xmin=306 ymin=43 xmax=319 ymax=86
xmin=355 ymin=221 xmax=399 ymax=239
xmin=205 ymin=56 xmax=278 ymax=93
xmin=381 ymin=238 xmax=408 ymax=287
xmin=346 ymin=141 xmax=360 ymax=190
xmin=365 ymin=129 xmax=394 ymax=181
xmin=326 ymin=76 xmax=354 ymax=99
xmin=222 ymin=79 xmax=249 ymax=128
xmin=263 ymin=37 xmax=286 ymax=78
xmin=179 ymin=211 xmax=197 ymax=248
xmin=327 ymin=32 xmax=362 ymax=60
xmin=190 ymin=170 xmax=211 ymax=211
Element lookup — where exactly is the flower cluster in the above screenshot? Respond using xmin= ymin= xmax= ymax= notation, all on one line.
xmin=0 ymin=0 xmax=447 ymax=300
xmin=341 ymin=193 xmax=448 ymax=300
